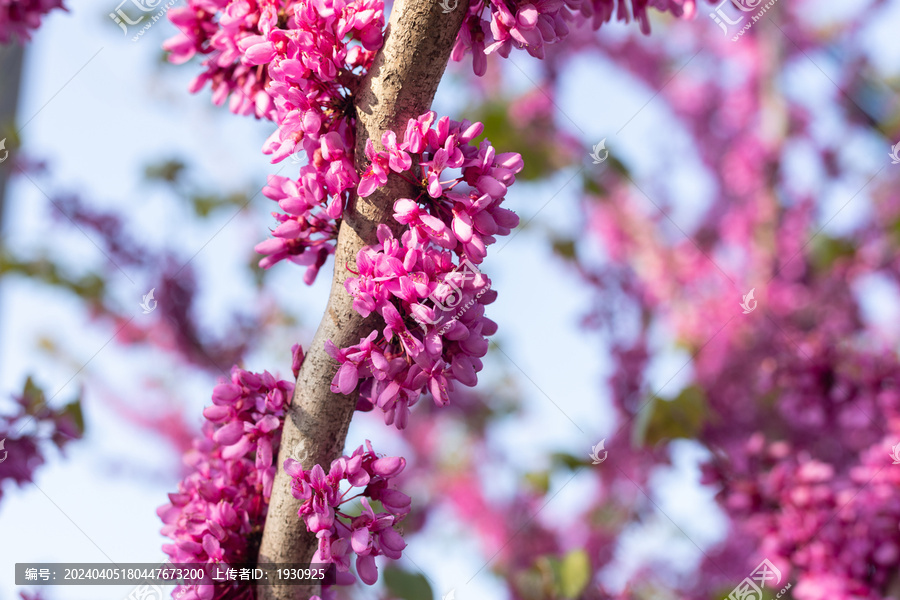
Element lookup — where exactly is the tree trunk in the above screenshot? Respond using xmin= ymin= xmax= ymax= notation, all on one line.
xmin=256 ymin=1 xmax=469 ymax=598
xmin=0 ymin=42 xmax=23 ymax=225
xmin=0 ymin=41 xmax=25 ymax=384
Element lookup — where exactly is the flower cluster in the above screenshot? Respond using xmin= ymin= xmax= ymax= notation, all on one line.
xmin=157 ymin=362 xmax=296 ymax=600
xmin=327 ymin=111 xmax=521 ymax=428
xmin=242 ymin=0 xmax=383 ymax=158
xmin=164 ymin=0 xmax=277 ymax=119
xmin=451 ymin=0 xmax=697 ymax=75
xmin=163 ymin=0 xmax=383 ymax=128
xmin=165 ymin=0 xmax=385 ymax=283
xmin=0 ymin=0 xmax=65 ymax=43
xmin=284 ymin=441 xmax=410 ymax=585
xmin=242 ymin=0 xmax=385 ymax=282
xmin=703 ymin=430 xmax=900 ymax=600
xmin=577 ymin=36 xmax=900 ymax=592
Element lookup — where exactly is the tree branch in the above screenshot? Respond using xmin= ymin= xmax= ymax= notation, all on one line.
xmin=256 ymin=1 xmax=468 ymax=598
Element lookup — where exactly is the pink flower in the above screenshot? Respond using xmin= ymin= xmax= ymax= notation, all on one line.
xmin=284 ymin=441 xmax=409 ymax=585
xmin=157 ymin=354 xmax=298 ymax=600
xmin=450 ymin=0 xmax=696 ymax=75
xmin=328 ymin=112 xmax=519 ymax=428
xmin=167 ymin=0 xmax=385 ymax=286
xmin=358 ymin=139 xmax=391 ymax=197
xmin=0 ymin=0 xmax=66 ymax=44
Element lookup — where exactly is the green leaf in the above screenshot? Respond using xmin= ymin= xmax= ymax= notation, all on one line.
xmin=513 ymin=567 xmax=550 ymax=600
xmin=891 ymin=219 xmax=900 ymax=246
xmin=190 ymin=192 xmax=249 ymax=217
xmin=0 ymin=254 xmax=106 ymax=301
xmin=549 ymin=452 xmax=585 ymax=470
xmin=57 ymin=396 xmax=85 ymax=438
xmin=465 ymin=101 xmax=572 ymax=181
xmin=557 ymin=549 xmax=590 ymax=599
xmin=582 ymin=175 xmax=606 ymax=198
xmin=145 ymin=159 xmax=186 ymax=183
xmin=634 ymin=385 xmax=709 ymax=447
xmin=22 ymin=376 xmax=47 ymax=414
xmin=810 ymin=235 xmax=855 ymax=272
xmin=551 ymin=238 xmax=577 ymax=261
xmin=524 ymin=470 xmax=551 ymax=494
xmin=383 ymin=566 xmax=433 ymax=600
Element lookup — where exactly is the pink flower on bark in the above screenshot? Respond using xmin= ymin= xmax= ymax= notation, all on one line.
xmin=327 ymin=111 xmax=520 ymax=428
xmin=235 ymin=0 xmax=386 ymax=281
xmin=284 ymin=441 xmax=410 ymax=585
xmin=450 ymin=0 xmax=697 ymax=75
xmin=157 ymin=360 xmax=297 ymax=600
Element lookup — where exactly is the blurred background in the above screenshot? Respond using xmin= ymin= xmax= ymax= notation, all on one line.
xmin=1 ymin=0 xmax=900 ymax=599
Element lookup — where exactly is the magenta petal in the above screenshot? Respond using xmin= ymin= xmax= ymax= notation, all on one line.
xmin=213 ymin=421 xmax=244 ymax=446
xmin=202 ymin=534 xmax=220 ymax=558
xmin=350 ymin=527 xmax=371 ymax=554
xmin=211 ymin=383 xmax=242 ymax=405
xmin=451 ymin=355 xmax=478 ymax=387
xmin=477 ymin=175 xmax=507 ymax=198
xmin=427 ymin=176 xmax=443 ymax=198
xmin=517 ymin=4 xmax=539 ymax=28
xmin=291 ymin=343 xmax=305 ymax=378
xmin=393 ymin=198 xmax=418 ymax=221
xmin=380 ymin=527 xmax=406 ymax=553
xmin=221 ymin=435 xmax=254 ymax=459
xmin=202 ymin=405 xmax=231 ymax=422
xmin=452 ymin=214 xmax=474 ymax=243
xmin=348 ymin=467 xmax=371 ymax=487
xmin=358 ymin=175 xmax=377 ymax=197
xmin=371 ymin=456 xmax=405 ymax=477
xmin=284 ymin=458 xmax=304 ymax=477
xmin=336 ymin=362 xmax=360 ymax=394
xmin=243 ymin=41 xmax=277 ymax=64
xmin=256 ymin=437 xmax=273 ymax=469
xmin=379 ymin=489 xmax=412 ymax=514
xmin=176 ymin=539 xmax=203 ymax=555
xmin=307 ymin=508 xmax=334 ymax=533
xmin=356 ymin=554 xmax=378 ymax=585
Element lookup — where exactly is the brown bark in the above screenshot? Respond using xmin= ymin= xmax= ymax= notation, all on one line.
xmin=256 ymin=1 xmax=469 ymax=598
